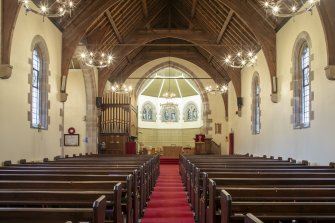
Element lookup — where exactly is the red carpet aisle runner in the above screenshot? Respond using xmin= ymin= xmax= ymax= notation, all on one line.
xmin=141 ymin=164 xmax=195 ymax=223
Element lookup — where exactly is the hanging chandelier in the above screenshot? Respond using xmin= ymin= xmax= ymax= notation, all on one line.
xmin=204 ymin=83 xmax=228 ymax=95
xmin=18 ymin=0 xmax=75 ymax=18
xmin=160 ymin=57 xmax=178 ymax=107
xmin=111 ymin=83 xmax=132 ymax=94
xmin=223 ymin=51 xmax=257 ymax=69
xmin=262 ymin=0 xmax=320 ymax=18
xmin=80 ymin=51 xmax=114 ymax=69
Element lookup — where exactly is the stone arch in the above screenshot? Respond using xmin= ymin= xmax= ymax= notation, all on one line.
xmin=133 ymin=59 xmax=214 ymax=135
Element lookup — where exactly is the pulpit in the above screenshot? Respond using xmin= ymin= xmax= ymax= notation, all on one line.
xmin=194 ymin=134 xmax=212 ymax=155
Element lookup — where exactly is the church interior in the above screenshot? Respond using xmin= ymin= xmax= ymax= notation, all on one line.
xmin=1 ymin=0 xmax=335 ymax=222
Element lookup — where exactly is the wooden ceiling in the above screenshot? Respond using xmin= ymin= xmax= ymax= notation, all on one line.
xmin=47 ymin=0 xmax=290 ymax=95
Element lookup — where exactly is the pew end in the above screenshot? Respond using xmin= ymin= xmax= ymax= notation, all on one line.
xmin=3 ymin=160 xmax=11 ymax=166
xmin=113 ymin=182 xmax=123 ymax=223
xmin=302 ymin=160 xmax=309 ymax=165
xmin=220 ymin=189 xmax=232 ymax=223
xmin=19 ymin=159 xmax=26 ymax=164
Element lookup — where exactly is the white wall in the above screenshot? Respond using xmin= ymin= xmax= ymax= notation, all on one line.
xmin=64 ymin=69 xmax=87 ymax=156
xmin=0 ymin=7 xmax=62 ymax=163
xmin=229 ymin=7 xmax=333 ymax=165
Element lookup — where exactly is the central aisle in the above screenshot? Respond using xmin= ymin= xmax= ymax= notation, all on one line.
xmin=141 ymin=164 xmax=195 ymax=223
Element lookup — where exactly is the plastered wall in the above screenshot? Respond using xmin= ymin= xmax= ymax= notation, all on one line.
xmin=63 ymin=69 xmax=87 ymax=156
xmin=0 ymin=7 xmax=62 ymax=163
xmin=228 ymin=8 xmax=333 ymax=165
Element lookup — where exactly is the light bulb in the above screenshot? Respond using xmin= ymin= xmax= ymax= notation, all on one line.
xmin=40 ymin=5 xmax=47 ymax=13
xmin=59 ymin=7 xmax=64 ymax=12
xmin=273 ymin=5 xmax=279 ymax=13
xmin=80 ymin=53 xmax=86 ymax=58
xmin=69 ymin=1 xmax=74 ymax=7
xmin=291 ymin=6 xmax=297 ymax=12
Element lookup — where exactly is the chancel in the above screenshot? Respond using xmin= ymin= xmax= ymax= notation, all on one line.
xmin=1 ymin=0 xmax=335 ymax=222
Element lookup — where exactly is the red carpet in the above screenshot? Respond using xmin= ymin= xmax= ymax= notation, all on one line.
xmin=160 ymin=156 xmax=179 ymax=164
xmin=141 ymin=164 xmax=194 ymax=223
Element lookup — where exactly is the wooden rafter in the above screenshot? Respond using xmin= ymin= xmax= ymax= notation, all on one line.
xmin=171 ymin=3 xmax=195 ymax=29
xmin=318 ymin=0 xmax=335 ymax=69
xmin=1 ymin=0 xmax=20 ymax=65
xmin=217 ymin=10 xmax=234 ymax=44
xmin=246 ymin=0 xmax=277 ymax=30
xmin=105 ymin=10 xmax=123 ymax=43
xmin=218 ymin=0 xmax=276 ymax=92
xmin=61 ymin=0 xmax=119 ymax=83
xmin=98 ymin=29 xmax=241 ymax=97
xmin=141 ymin=0 xmax=148 ymax=18
xmin=143 ymin=3 xmax=167 ymax=29
xmin=107 ymin=48 xmax=227 ymax=87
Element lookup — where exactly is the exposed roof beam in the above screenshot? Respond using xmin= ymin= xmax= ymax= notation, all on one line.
xmin=1 ymin=0 xmax=20 ymax=66
xmin=246 ymin=0 xmax=276 ymax=29
xmin=141 ymin=0 xmax=148 ymax=18
xmin=105 ymin=11 xmax=123 ymax=43
xmin=191 ymin=0 xmax=198 ymax=18
xmin=143 ymin=3 xmax=167 ymax=29
xmin=218 ymin=0 xmax=276 ymax=93
xmin=318 ymin=0 xmax=335 ymax=73
xmin=99 ymin=29 xmax=241 ymax=97
xmin=216 ymin=10 xmax=234 ymax=44
xmin=61 ymin=0 xmax=119 ymax=82
xmin=172 ymin=4 xmax=195 ymax=29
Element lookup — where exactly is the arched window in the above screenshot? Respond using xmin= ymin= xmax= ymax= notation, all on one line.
xmin=141 ymin=102 xmax=156 ymax=121
xmin=183 ymin=102 xmax=198 ymax=122
xmin=291 ymin=32 xmax=313 ymax=129
xmin=251 ymin=73 xmax=260 ymax=134
xmin=300 ymin=44 xmax=310 ymax=126
xmin=161 ymin=104 xmax=179 ymax=122
xmin=31 ymin=49 xmax=42 ymax=128
xmin=29 ymin=36 xmax=49 ymax=130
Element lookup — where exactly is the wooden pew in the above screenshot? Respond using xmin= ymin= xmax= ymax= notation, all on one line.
xmin=0 ymin=167 xmax=145 ymax=220
xmin=0 ymin=184 xmax=122 ymax=222
xmin=208 ymin=187 xmax=335 ymax=223
xmin=191 ymin=166 xmax=335 ymax=221
xmin=205 ymin=178 xmax=335 ymax=223
xmin=0 ymin=155 xmax=159 ymax=223
xmin=0 ymin=180 xmax=132 ymax=223
xmin=3 ymin=160 xmax=154 ymax=208
xmin=180 ymin=155 xmax=335 ymax=222
xmin=194 ymin=170 xmax=335 ymax=222
xmin=220 ymin=190 xmax=335 ymax=223
xmin=0 ymin=195 xmax=106 ymax=223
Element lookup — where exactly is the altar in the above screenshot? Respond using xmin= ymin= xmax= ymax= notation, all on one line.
xmin=163 ymin=146 xmax=182 ymax=157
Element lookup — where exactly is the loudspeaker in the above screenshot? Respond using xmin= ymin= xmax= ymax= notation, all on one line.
xmin=237 ymin=97 xmax=243 ymax=108
xmin=96 ymin=97 xmax=102 ymax=108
